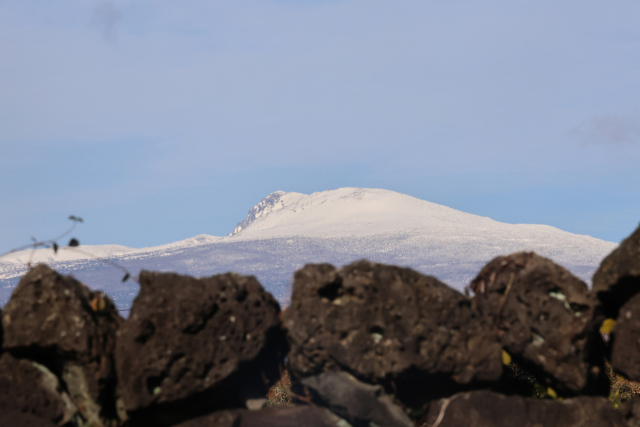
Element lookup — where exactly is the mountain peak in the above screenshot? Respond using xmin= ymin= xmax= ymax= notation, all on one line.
xmin=228 ymin=187 xmax=491 ymax=240
xmin=230 ymin=190 xmax=306 ymax=236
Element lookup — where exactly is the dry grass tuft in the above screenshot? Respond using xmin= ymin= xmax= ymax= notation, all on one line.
xmin=266 ymin=369 xmax=293 ymax=406
xmin=606 ymin=361 xmax=640 ymax=406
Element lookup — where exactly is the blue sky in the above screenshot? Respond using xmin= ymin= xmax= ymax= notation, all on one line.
xmin=1 ymin=0 xmax=639 ymax=253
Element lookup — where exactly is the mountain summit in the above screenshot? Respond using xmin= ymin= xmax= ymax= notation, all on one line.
xmin=229 ymin=188 xmax=490 ymax=239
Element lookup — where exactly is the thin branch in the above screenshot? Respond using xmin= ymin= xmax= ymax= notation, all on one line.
xmin=494 ymin=272 xmax=515 ymax=324
xmin=431 ymin=394 xmax=461 ymax=427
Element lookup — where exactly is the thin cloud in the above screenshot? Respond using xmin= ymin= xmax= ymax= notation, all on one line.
xmin=92 ymin=1 xmax=124 ymax=41
xmin=571 ymin=115 xmax=640 ymax=145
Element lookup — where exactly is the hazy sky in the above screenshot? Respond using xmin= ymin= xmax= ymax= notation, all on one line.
xmin=1 ymin=0 xmax=639 ymax=253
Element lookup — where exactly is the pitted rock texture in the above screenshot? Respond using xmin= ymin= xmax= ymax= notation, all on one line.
xmin=116 ymin=271 xmax=287 ymax=426
xmin=423 ymin=390 xmax=625 ymax=427
xmin=1 ymin=264 xmax=122 ymax=425
xmin=470 ymin=252 xmax=603 ymax=394
xmin=0 ymin=352 xmax=77 ymax=426
xmin=593 ymin=224 xmax=640 ymax=316
xmin=175 ymin=406 xmax=350 ymax=427
xmin=283 ymin=261 xmax=502 ymax=407
xmin=611 ymin=292 xmax=640 ymax=381
xmin=621 ymin=396 xmax=640 ymax=427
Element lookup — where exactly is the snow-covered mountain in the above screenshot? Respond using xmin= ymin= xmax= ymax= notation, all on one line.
xmin=0 ymin=188 xmax=617 ymax=311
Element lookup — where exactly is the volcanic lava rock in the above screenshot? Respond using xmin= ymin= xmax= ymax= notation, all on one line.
xmin=0 ymin=352 xmax=77 ymax=426
xmin=593 ymin=224 xmax=640 ymax=317
xmin=611 ymin=292 xmax=640 ymax=381
xmin=172 ymin=410 xmax=240 ymax=427
xmin=621 ymin=396 xmax=640 ymax=427
xmin=423 ymin=390 xmax=625 ymax=427
xmin=470 ymin=252 xmax=603 ymax=394
xmin=116 ymin=271 xmax=287 ymax=426
xmin=174 ymin=406 xmax=350 ymax=427
xmin=300 ymin=370 xmax=413 ymax=427
xmin=1 ymin=264 xmax=122 ymax=426
xmin=283 ymin=261 xmax=502 ymax=407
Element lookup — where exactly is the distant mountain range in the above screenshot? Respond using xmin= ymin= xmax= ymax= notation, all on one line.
xmin=0 ymin=188 xmax=617 ymax=311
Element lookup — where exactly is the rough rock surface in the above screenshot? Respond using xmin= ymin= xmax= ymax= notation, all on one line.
xmin=300 ymin=370 xmax=413 ymax=427
xmin=0 ymin=352 xmax=77 ymax=426
xmin=283 ymin=261 xmax=502 ymax=407
xmin=470 ymin=252 xmax=603 ymax=394
xmin=593 ymin=224 xmax=640 ymax=316
xmin=1 ymin=264 xmax=122 ymax=426
xmin=116 ymin=271 xmax=287 ymax=426
xmin=423 ymin=390 xmax=625 ymax=427
xmin=172 ymin=410 xmax=240 ymax=427
xmin=611 ymin=292 xmax=640 ymax=381
xmin=175 ymin=406 xmax=350 ymax=427
xmin=620 ymin=396 xmax=640 ymax=427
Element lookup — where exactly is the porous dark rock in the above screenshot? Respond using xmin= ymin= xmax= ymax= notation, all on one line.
xmin=172 ymin=410 xmax=240 ymax=427
xmin=620 ymin=396 xmax=640 ymax=427
xmin=611 ymin=292 xmax=640 ymax=381
xmin=1 ymin=264 xmax=122 ymax=426
xmin=593 ymin=224 xmax=640 ymax=317
xmin=423 ymin=390 xmax=625 ymax=427
xmin=238 ymin=406 xmax=350 ymax=427
xmin=300 ymin=370 xmax=413 ymax=427
xmin=0 ymin=352 xmax=77 ymax=426
xmin=174 ymin=406 xmax=350 ymax=427
xmin=470 ymin=252 xmax=604 ymax=394
xmin=283 ymin=261 xmax=502 ymax=407
xmin=116 ymin=271 xmax=287 ymax=426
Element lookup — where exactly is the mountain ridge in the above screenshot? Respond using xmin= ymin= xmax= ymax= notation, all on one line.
xmin=0 ymin=187 xmax=617 ymax=309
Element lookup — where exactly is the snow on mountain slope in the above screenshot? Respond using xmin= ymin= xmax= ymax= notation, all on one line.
xmin=0 ymin=235 xmax=223 ymax=274
xmin=230 ymin=188 xmax=490 ymax=239
xmin=228 ymin=188 xmax=614 ymax=265
xmin=0 ymin=188 xmax=618 ymax=310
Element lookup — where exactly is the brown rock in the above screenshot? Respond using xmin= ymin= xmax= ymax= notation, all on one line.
xmin=0 ymin=352 xmax=77 ymax=426
xmin=470 ymin=252 xmax=604 ymax=394
xmin=116 ymin=271 xmax=287 ymax=426
xmin=620 ymin=396 xmax=640 ymax=427
xmin=593 ymin=224 xmax=640 ymax=316
xmin=1 ymin=264 xmax=122 ymax=426
xmin=175 ymin=406 xmax=349 ymax=427
xmin=283 ymin=261 xmax=502 ymax=408
xmin=424 ymin=390 xmax=625 ymax=427
xmin=611 ymin=292 xmax=640 ymax=381
xmin=300 ymin=370 xmax=413 ymax=427
xmin=171 ymin=410 xmax=240 ymax=427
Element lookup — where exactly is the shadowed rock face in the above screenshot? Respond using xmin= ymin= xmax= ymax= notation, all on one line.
xmin=621 ymin=396 xmax=640 ymax=427
xmin=300 ymin=370 xmax=413 ymax=427
xmin=283 ymin=261 xmax=502 ymax=407
xmin=116 ymin=271 xmax=288 ymax=426
xmin=0 ymin=352 xmax=77 ymax=426
xmin=423 ymin=390 xmax=625 ymax=427
xmin=470 ymin=252 xmax=604 ymax=394
xmin=611 ymin=293 xmax=640 ymax=381
xmin=1 ymin=264 xmax=122 ymax=426
xmin=174 ymin=406 xmax=350 ymax=427
xmin=593 ymin=224 xmax=640 ymax=317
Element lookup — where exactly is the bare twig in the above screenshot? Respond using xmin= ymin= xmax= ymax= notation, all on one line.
xmin=494 ymin=272 xmax=515 ymax=324
xmin=0 ymin=216 xmax=83 ymax=260
xmin=431 ymin=394 xmax=461 ymax=427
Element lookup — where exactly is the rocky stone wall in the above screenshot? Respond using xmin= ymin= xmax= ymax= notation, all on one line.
xmin=0 ymin=222 xmax=639 ymax=426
